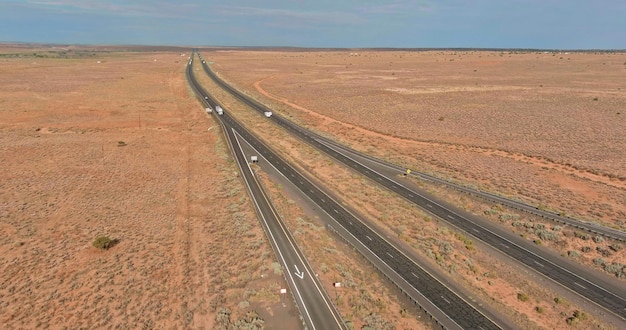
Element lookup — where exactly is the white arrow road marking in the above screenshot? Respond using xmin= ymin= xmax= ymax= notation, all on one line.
xmin=294 ymin=265 xmax=305 ymax=279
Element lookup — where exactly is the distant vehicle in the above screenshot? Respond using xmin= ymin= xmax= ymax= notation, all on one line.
xmin=205 ymin=107 xmax=212 ymax=113
xmin=216 ymin=106 xmax=223 ymax=116
xmin=264 ymin=111 xmax=272 ymax=118
xmin=202 ymin=60 xmax=206 ymax=64
xmin=204 ymin=96 xmax=208 ymax=100
xmin=251 ymin=155 xmax=258 ymax=163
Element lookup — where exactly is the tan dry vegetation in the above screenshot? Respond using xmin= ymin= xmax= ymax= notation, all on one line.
xmin=0 ymin=47 xmax=297 ymax=329
xmin=255 ymin=169 xmax=431 ymax=330
xmin=204 ymin=49 xmax=626 ymax=230
xmin=194 ymin=49 xmax=625 ymax=328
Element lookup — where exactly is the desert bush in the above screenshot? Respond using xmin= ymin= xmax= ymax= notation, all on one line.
xmin=499 ymin=214 xmax=519 ymax=222
xmin=554 ymin=297 xmax=566 ymax=304
xmin=566 ymin=316 xmax=580 ymax=326
xmin=535 ymin=306 xmax=544 ymax=313
xmin=215 ymin=308 xmax=232 ymax=327
xmin=269 ymin=262 xmax=282 ymax=275
xmin=609 ymin=243 xmax=623 ymax=252
xmin=597 ymin=246 xmax=612 ymax=257
xmin=454 ymin=232 xmax=475 ymax=250
xmin=233 ymin=310 xmax=265 ymax=329
xmin=484 ymin=209 xmax=498 ymax=216
xmin=573 ymin=231 xmax=591 ymax=240
xmin=439 ymin=241 xmax=454 ymax=256
xmin=593 ymin=236 xmax=604 ymax=243
xmin=581 ymin=246 xmax=592 ymax=253
xmin=534 ymin=239 xmax=542 ymax=246
xmin=567 ymin=250 xmax=580 ymax=258
xmin=517 ymin=292 xmax=530 ymax=302
xmin=573 ymin=310 xmax=588 ymax=321
xmin=551 ymin=225 xmax=563 ymax=231
xmin=535 ymin=229 xmax=559 ymax=241
xmin=362 ymin=313 xmax=394 ymax=330
xmin=604 ymin=263 xmax=625 ymax=278
xmin=593 ymin=258 xmax=605 ymax=266
xmin=92 ymin=236 xmax=113 ymax=250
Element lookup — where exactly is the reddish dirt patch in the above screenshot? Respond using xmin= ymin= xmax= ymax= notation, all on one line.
xmin=0 ymin=46 xmax=296 ymax=329
xmin=204 ymin=49 xmax=626 ymax=229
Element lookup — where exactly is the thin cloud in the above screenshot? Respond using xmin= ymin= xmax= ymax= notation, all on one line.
xmin=211 ymin=5 xmax=364 ymax=26
xmin=23 ymin=0 xmax=200 ymax=19
xmin=356 ymin=0 xmax=436 ymax=15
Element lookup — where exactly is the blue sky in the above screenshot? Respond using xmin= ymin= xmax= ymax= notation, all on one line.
xmin=1 ymin=0 xmax=625 ymax=49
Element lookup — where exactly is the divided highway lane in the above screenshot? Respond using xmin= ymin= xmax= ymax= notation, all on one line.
xmin=320 ymin=139 xmax=626 ymax=243
xmin=197 ymin=54 xmax=626 ymax=321
xmin=201 ymin=54 xmax=626 ymax=244
xmin=186 ymin=55 xmax=346 ymax=330
xmin=194 ymin=53 xmax=502 ymax=330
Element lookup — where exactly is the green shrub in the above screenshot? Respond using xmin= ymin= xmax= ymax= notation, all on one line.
xmin=554 ymin=297 xmax=566 ymax=304
xmin=93 ymin=236 xmax=113 ymax=250
xmin=517 ymin=292 xmax=530 ymax=302
xmin=535 ymin=306 xmax=544 ymax=313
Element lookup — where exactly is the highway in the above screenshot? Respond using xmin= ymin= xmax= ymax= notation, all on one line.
xmin=192 ymin=52 xmax=505 ymax=329
xmin=186 ymin=56 xmax=346 ymax=330
xmin=196 ymin=52 xmax=626 ymax=322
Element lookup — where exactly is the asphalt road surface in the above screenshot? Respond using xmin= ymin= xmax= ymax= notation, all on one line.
xmin=191 ymin=52 xmax=504 ymax=330
xmin=197 ymin=52 xmax=626 ymax=323
xmin=187 ymin=57 xmax=346 ymax=330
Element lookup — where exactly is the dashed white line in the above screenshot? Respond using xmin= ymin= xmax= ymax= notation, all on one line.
xmin=574 ymin=282 xmax=587 ymax=290
xmin=441 ymin=296 xmax=451 ymax=304
xmin=411 ymin=272 xmax=419 ymax=279
xmin=534 ymin=261 xmax=544 ymax=267
xmin=426 ymin=204 xmax=433 ymax=208
xmin=386 ymin=252 xmax=394 ymax=259
xmin=447 ymin=215 xmax=455 ymax=220
xmin=333 ymin=209 xmax=339 ymax=214
xmin=366 ymin=235 xmax=372 ymax=241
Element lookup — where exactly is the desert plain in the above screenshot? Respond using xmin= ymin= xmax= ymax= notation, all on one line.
xmin=1 ymin=44 xmax=625 ymax=329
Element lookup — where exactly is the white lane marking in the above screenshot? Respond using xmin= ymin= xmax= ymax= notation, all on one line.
xmin=447 ymin=215 xmax=454 ymax=220
xmin=574 ymin=282 xmax=587 ymax=290
xmin=294 ymin=265 xmax=305 ymax=279
xmin=426 ymin=204 xmax=433 ymax=208
xmin=386 ymin=252 xmax=394 ymax=259
xmin=411 ymin=272 xmax=419 ymax=279
xmin=500 ymin=243 xmax=510 ymax=249
xmin=441 ymin=296 xmax=451 ymax=304
xmin=534 ymin=261 xmax=544 ymax=267
xmin=333 ymin=209 xmax=339 ymax=214
xmin=366 ymin=235 xmax=372 ymax=241
xmin=472 ymin=228 xmax=480 ymax=233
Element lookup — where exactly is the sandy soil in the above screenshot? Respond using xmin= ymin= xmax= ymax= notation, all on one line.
xmin=194 ymin=49 xmax=625 ymax=328
xmin=204 ymin=49 xmax=626 ymax=230
xmin=0 ymin=46 xmax=298 ymax=329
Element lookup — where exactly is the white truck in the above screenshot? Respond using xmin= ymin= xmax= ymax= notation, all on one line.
xmin=205 ymin=107 xmax=212 ymax=114
xmin=216 ymin=106 xmax=223 ymax=116
xmin=264 ymin=111 xmax=272 ymax=118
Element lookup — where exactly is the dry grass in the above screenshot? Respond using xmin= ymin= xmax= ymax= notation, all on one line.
xmin=203 ymin=49 xmax=626 ymax=230
xmin=0 ymin=46 xmax=296 ymax=329
xmin=195 ymin=49 xmax=625 ymax=329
